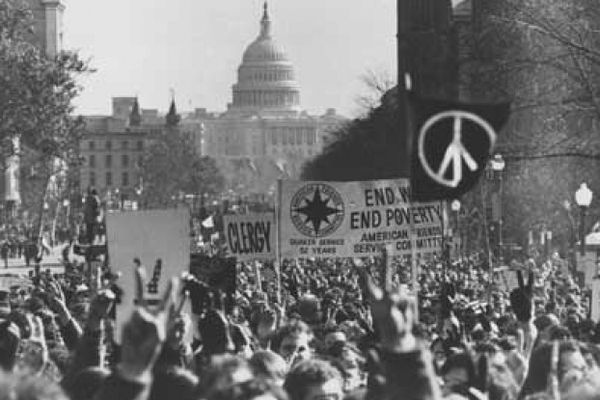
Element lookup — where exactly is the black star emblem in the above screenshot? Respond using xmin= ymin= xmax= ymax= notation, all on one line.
xmin=293 ymin=187 xmax=341 ymax=236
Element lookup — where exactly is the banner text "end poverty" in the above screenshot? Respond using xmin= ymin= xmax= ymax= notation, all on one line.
xmin=350 ymin=204 xmax=441 ymax=229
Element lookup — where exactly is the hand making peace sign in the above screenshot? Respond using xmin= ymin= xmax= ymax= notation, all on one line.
xmin=360 ymin=247 xmax=417 ymax=353
xmin=118 ymin=265 xmax=178 ymax=383
xmin=510 ymin=270 xmax=534 ymax=323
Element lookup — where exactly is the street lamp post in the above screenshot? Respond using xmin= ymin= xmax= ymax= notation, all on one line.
xmin=490 ymin=154 xmax=506 ymax=259
xmin=135 ymin=187 xmax=142 ymax=210
xmin=575 ymin=183 xmax=593 ymax=256
xmin=451 ymin=199 xmax=461 ymax=259
xmin=114 ymin=188 xmax=121 ymax=210
xmin=63 ymin=199 xmax=70 ymax=233
xmin=563 ymin=200 xmax=577 ymax=274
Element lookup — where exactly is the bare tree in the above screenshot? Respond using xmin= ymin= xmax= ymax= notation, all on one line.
xmin=354 ymin=68 xmax=396 ymax=112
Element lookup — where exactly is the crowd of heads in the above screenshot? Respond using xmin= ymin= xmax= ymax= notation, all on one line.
xmin=0 ymin=207 xmax=598 ymax=400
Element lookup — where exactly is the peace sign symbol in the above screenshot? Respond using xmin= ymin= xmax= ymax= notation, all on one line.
xmin=418 ymin=111 xmax=497 ymax=188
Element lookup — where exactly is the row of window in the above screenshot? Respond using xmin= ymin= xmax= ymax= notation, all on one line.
xmin=88 ymin=140 xmax=144 ymax=151
xmin=88 ymin=171 xmax=131 ymax=187
xmin=243 ymin=70 xmax=293 ymax=82
xmin=271 ymin=129 xmax=316 ymax=146
xmin=234 ymin=91 xmax=299 ymax=107
xmin=88 ymin=154 xmax=143 ymax=168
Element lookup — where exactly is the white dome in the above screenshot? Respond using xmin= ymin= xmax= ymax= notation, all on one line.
xmin=230 ymin=2 xmax=301 ymax=112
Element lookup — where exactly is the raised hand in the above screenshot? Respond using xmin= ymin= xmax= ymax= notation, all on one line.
xmin=17 ymin=315 xmax=48 ymax=374
xmin=256 ymin=308 xmax=277 ymax=341
xmin=165 ymin=287 xmax=190 ymax=348
xmin=440 ymin=282 xmax=456 ymax=318
xmin=356 ymin=304 xmax=373 ymax=331
xmin=273 ymin=298 xmax=286 ymax=328
xmin=85 ymin=266 xmax=116 ymax=331
xmin=118 ymin=266 xmax=177 ymax=383
xmin=510 ymin=271 xmax=534 ymax=323
xmin=360 ymin=249 xmax=417 ymax=353
xmin=326 ymin=304 xmax=339 ymax=325
xmin=44 ymin=279 xmax=71 ymax=325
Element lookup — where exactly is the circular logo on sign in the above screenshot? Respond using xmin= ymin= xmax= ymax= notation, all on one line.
xmin=290 ymin=183 xmax=345 ymax=238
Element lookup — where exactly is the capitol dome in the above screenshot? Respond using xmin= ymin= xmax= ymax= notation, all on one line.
xmin=242 ymin=32 xmax=288 ymax=63
xmin=230 ymin=2 xmax=301 ymax=113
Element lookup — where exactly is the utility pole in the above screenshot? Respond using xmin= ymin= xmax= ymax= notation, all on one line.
xmin=397 ymin=0 xmax=413 ymax=179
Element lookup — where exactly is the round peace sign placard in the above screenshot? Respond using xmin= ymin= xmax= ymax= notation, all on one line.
xmin=418 ymin=110 xmax=497 ymax=188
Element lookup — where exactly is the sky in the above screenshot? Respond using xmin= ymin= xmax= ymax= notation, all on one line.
xmin=62 ymin=0 xmax=403 ymax=118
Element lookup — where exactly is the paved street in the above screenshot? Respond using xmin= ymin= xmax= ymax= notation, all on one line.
xmin=0 ymin=245 xmax=65 ymax=272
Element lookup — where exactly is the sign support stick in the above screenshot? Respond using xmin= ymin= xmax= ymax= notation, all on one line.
xmin=481 ymin=180 xmax=494 ymax=306
xmin=408 ymin=194 xmax=419 ymax=320
xmin=440 ymin=200 xmax=447 ymax=280
xmin=398 ymin=0 xmax=419 ymax=316
xmin=275 ymin=179 xmax=283 ymax=305
xmin=397 ymin=0 xmax=413 ymax=177
xmin=254 ymin=261 xmax=263 ymax=293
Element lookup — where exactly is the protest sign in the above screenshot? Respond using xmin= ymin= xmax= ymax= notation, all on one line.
xmin=223 ymin=213 xmax=275 ymax=261
xmin=106 ymin=208 xmax=191 ymax=342
xmin=278 ymin=179 xmax=443 ymax=258
xmin=576 ymin=250 xmax=599 ymax=289
xmin=494 ymin=266 xmax=519 ymax=292
xmin=189 ymin=253 xmax=236 ymax=313
xmin=592 ymin=278 xmax=600 ymax=322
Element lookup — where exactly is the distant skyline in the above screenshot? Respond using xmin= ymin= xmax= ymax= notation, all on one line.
xmin=63 ymin=0 xmax=404 ymax=118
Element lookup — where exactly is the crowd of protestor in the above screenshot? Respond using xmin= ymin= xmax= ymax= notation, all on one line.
xmin=0 ymin=197 xmax=598 ymax=400
xmin=0 ymin=222 xmax=65 ymax=268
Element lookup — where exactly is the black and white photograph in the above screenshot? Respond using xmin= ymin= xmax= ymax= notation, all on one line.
xmin=1 ymin=0 xmax=600 ymax=399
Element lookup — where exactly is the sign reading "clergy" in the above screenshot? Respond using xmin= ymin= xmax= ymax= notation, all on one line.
xmin=223 ymin=213 xmax=275 ymax=261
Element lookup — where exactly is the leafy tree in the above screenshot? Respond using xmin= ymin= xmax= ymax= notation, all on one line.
xmin=302 ymin=89 xmax=402 ymax=182
xmin=0 ymin=0 xmax=89 ymax=239
xmin=140 ymin=129 xmax=224 ymax=209
xmin=0 ymin=0 xmax=87 ymax=159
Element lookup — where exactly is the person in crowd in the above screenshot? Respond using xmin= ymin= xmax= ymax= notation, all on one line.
xmin=271 ymin=320 xmax=313 ymax=367
xmin=249 ymin=350 xmax=288 ymax=386
xmin=83 ymin=187 xmax=101 ymax=245
xmin=284 ymin=360 xmax=344 ymax=400
xmin=0 ymin=239 xmax=8 ymax=269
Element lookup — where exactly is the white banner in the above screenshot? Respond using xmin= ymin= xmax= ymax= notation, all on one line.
xmin=592 ymin=278 xmax=600 ymax=322
xmin=278 ymin=179 xmax=443 ymax=259
xmin=223 ymin=213 xmax=275 ymax=261
xmin=106 ymin=208 xmax=191 ymax=343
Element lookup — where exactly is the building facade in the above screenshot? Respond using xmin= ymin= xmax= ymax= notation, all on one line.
xmin=78 ymin=98 xmax=203 ymax=206
xmin=25 ymin=0 xmax=64 ymax=59
xmin=79 ymin=118 xmax=147 ymax=199
xmin=196 ymin=3 xmax=346 ymax=195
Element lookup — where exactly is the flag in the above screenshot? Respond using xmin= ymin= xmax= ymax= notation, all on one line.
xmin=275 ymin=159 xmax=288 ymax=176
xmin=248 ymin=159 xmax=258 ymax=174
xmin=202 ymin=215 xmax=214 ymax=229
xmin=410 ymin=95 xmax=511 ymax=201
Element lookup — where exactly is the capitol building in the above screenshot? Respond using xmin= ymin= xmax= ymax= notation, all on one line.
xmin=197 ymin=2 xmax=346 ymax=195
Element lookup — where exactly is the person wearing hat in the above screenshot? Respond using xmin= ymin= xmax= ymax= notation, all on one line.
xmin=0 ymin=240 xmax=8 ymax=269
xmin=0 ymin=319 xmax=20 ymax=371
